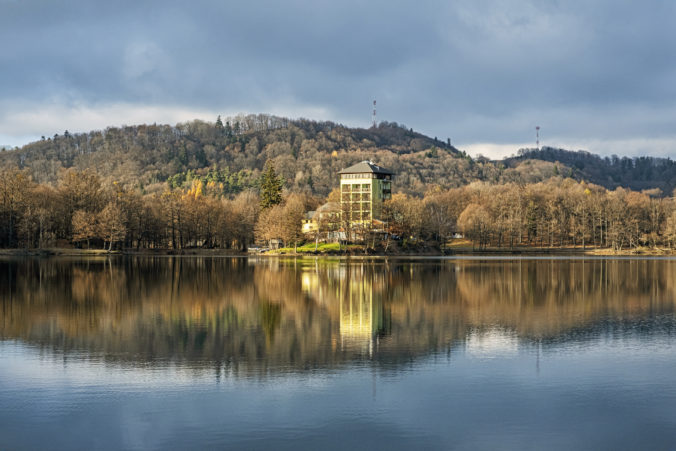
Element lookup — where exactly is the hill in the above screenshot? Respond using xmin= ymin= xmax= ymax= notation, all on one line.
xmin=0 ymin=115 xmax=462 ymax=195
xmin=3 ymin=115 xmax=676 ymax=254
xmin=0 ymin=114 xmax=674 ymax=196
xmin=505 ymin=147 xmax=676 ymax=195
xmin=0 ymin=114 xmax=536 ymax=196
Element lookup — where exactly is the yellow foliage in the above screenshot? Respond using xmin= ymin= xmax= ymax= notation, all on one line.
xmin=186 ymin=179 xmax=204 ymax=199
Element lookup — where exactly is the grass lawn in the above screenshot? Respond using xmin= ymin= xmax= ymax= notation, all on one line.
xmin=271 ymin=242 xmax=359 ymax=253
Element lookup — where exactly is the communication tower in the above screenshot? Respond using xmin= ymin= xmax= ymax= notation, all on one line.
xmin=536 ymin=126 xmax=540 ymax=150
xmin=372 ymin=100 xmax=377 ymax=128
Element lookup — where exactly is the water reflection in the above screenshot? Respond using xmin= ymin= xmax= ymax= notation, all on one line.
xmin=1 ymin=257 xmax=676 ymax=372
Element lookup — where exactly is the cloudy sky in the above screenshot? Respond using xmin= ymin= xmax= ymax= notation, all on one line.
xmin=1 ymin=0 xmax=675 ymax=158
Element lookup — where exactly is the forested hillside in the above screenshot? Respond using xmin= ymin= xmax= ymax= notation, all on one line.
xmin=3 ymin=114 xmax=676 ymax=253
xmin=0 ymin=115 xmax=459 ymax=196
xmin=507 ymin=147 xmax=676 ymax=195
xmin=0 ymin=114 xmax=556 ymax=197
xmin=2 ymin=115 xmax=675 ymax=196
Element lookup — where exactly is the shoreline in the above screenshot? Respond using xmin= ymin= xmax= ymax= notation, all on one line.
xmin=0 ymin=248 xmax=247 ymax=257
xmin=2 ymin=246 xmax=676 ymax=257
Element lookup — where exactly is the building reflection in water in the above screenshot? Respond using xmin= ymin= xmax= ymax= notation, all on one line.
xmin=338 ymin=263 xmax=390 ymax=357
xmin=3 ymin=257 xmax=676 ymax=375
xmin=300 ymin=260 xmax=391 ymax=357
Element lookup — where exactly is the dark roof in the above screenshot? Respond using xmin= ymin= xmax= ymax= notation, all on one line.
xmin=338 ymin=160 xmax=394 ymax=175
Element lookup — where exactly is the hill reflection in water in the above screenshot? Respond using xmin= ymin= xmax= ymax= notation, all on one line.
xmin=2 ymin=257 xmax=675 ymax=375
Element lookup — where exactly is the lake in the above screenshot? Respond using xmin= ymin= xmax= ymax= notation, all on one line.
xmin=1 ymin=256 xmax=676 ymax=450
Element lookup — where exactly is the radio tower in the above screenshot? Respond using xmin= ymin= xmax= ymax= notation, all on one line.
xmin=535 ymin=126 xmax=540 ymax=150
xmin=372 ymin=100 xmax=377 ymax=128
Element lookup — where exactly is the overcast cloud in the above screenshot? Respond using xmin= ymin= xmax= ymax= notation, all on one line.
xmin=1 ymin=0 xmax=675 ymax=158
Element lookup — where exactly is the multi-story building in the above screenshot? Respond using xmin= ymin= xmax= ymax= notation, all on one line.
xmin=339 ymin=161 xmax=393 ymax=229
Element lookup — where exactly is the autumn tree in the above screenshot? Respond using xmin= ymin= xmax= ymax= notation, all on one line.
xmin=255 ymin=204 xmax=285 ymax=247
xmin=72 ymin=210 xmax=97 ymax=248
xmin=0 ymin=169 xmax=29 ymax=247
xmin=281 ymin=194 xmax=308 ymax=252
xmin=662 ymin=210 xmax=676 ymax=248
xmin=18 ymin=184 xmax=58 ymax=248
xmin=97 ymin=202 xmax=127 ymax=251
xmin=161 ymin=190 xmax=184 ymax=249
xmin=384 ymin=193 xmax=424 ymax=243
xmin=458 ymin=203 xmax=492 ymax=250
xmin=239 ymin=191 xmax=261 ymax=247
xmin=422 ymin=188 xmax=463 ymax=244
xmin=57 ymin=169 xmax=105 ymax=240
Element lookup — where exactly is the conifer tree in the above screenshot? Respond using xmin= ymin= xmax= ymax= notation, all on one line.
xmin=260 ymin=162 xmax=283 ymax=209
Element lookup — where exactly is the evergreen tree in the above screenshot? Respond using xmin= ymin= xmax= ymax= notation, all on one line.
xmin=260 ymin=162 xmax=283 ymax=209
xmin=215 ymin=115 xmax=224 ymax=130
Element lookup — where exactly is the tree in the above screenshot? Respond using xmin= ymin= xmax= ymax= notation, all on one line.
xmin=162 ymin=190 xmax=183 ymax=249
xmin=97 ymin=202 xmax=126 ymax=251
xmin=422 ymin=188 xmax=462 ymax=244
xmin=663 ymin=210 xmax=676 ymax=248
xmin=260 ymin=162 xmax=283 ymax=209
xmin=255 ymin=204 xmax=284 ymax=247
xmin=19 ymin=185 xmax=58 ymax=249
xmin=230 ymin=191 xmax=260 ymax=250
xmin=57 ymin=169 xmax=104 ymax=240
xmin=384 ymin=193 xmax=423 ymax=243
xmin=72 ymin=210 xmax=97 ymax=248
xmin=0 ymin=169 xmax=29 ymax=247
xmin=458 ymin=203 xmax=492 ymax=250
xmin=281 ymin=194 xmax=307 ymax=252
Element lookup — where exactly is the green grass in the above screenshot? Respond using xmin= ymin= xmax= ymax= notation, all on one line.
xmin=270 ymin=242 xmax=350 ymax=253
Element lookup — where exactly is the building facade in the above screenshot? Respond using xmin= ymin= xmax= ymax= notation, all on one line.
xmin=339 ymin=161 xmax=393 ymax=229
xmin=301 ymin=202 xmax=342 ymax=238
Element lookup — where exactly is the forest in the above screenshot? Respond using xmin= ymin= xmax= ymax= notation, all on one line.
xmin=506 ymin=147 xmax=676 ymax=193
xmin=2 ymin=162 xmax=676 ymax=252
xmin=2 ymin=114 xmax=675 ymax=197
xmin=2 ymin=114 xmax=676 ymax=252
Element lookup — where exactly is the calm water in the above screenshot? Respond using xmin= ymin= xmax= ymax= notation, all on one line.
xmin=2 ymin=256 xmax=676 ymax=450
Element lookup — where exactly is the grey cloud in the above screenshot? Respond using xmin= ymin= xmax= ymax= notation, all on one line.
xmin=1 ymin=0 xmax=675 ymax=155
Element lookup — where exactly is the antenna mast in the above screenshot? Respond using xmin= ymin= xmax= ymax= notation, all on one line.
xmin=372 ymin=100 xmax=377 ymax=128
xmin=535 ymin=126 xmax=540 ymax=150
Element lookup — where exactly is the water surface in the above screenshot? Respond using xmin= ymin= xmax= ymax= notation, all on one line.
xmin=1 ymin=257 xmax=676 ymax=450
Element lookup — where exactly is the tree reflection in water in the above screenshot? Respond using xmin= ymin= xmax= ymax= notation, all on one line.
xmin=1 ymin=257 xmax=675 ymax=375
